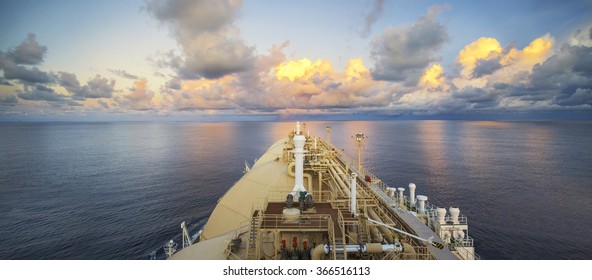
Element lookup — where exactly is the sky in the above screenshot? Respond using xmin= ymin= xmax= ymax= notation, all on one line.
xmin=0 ymin=0 xmax=591 ymax=121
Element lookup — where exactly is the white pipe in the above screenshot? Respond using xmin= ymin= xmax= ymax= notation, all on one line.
xmin=416 ymin=195 xmax=427 ymax=213
xmin=397 ymin=188 xmax=405 ymax=205
xmin=350 ymin=173 xmax=357 ymax=217
xmin=387 ymin=188 xmax=395 ymax=199
xmin=449 ymin=207 xmax=460 ymax=224
xmin=408 ymin=183 xmax=416 ymax=205
xmin=311 ymin=243 xmax=402 ymax=260
xmin=436 ymin=208 xmax=447 ymax=224
xmin=287 ymin=162 xmax=313 ymax=192
xmin=291 ymin=131 xmax=306 ymax=195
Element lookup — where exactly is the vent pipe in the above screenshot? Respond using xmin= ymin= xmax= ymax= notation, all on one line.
xmin=291 ymin=122 xmax=307 ymax=195
xmin=416 ymin=195 xmax=428 ymax=214
xmin=397 ymin=188 xmax=405 ymax=205
xmin=449 ymin=207 xmax=460 ymax=224
xmin=408 ymin=183 xmax=416 ymax=205
xmin=436 ymin=208 xmax=447 ymax=224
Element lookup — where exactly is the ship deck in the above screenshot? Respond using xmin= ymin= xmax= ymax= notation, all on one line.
xmin=258 ymin=202 xmax=358 ymax=240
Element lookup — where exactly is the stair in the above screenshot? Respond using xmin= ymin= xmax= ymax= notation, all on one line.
xmin=357 ymin=218 xmax=370 ymax=259
xmin=247 ymin=214 xmax=260 ymax=259
xmin=333 ymin=237 xmax=345 ymax=260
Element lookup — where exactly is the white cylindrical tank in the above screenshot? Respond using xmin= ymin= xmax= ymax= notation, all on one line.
xmin=436 ymin=207 xmax=447 ymax=224
xmin=397 ymin=188 xmax=405 ymax=205
xmin=416 ymin=195 xmax=428 ymax=213
xmin=449 ymin=207 xmax=460 ymax=224
xmin=408 ymin=183 xmax=416 ymax=205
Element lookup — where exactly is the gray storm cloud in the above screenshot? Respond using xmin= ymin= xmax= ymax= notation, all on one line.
xmin=145 ymin=0 xmax=255 ymax=79
xmin=370 ymin=5 xmax=449 ymax=82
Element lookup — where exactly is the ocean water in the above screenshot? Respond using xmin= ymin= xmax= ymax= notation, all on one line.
xmin=0 ymin=120 xmax=591 ymax=260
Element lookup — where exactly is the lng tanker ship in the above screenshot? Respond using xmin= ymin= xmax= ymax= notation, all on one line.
xmin=162 ymin=122 xmax=477 ymax=260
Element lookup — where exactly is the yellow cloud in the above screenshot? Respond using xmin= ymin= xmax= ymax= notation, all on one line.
xmin=274 ymin=58 xmax=333 ymax=81
xmin=420 ymin=64 xmax=445 ymax=88
xmin=344 ymin=58 xmax=369 ymax=80
xmin=457 ymin=37 xmax=502 ymax=75
xmin=181 ymin=76 xmax=234 ymax=91
xmin=503 ymin=35 xmax=553 ymax=66
xmin=454 ymin=35 xmax=554 ymax=89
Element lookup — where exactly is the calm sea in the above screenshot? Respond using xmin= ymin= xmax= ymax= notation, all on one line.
xmin=0 ymin=121 xmax=591 ymax=259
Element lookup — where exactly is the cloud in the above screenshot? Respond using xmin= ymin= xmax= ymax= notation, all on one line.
xmin=526 ymin=43 xmax=592 ymax=107
xmin=108 ymin=69 xmax=138 ymax=80
xmin=58 ymin=72 xmax=82 ymax=93
xmin=456 ymin=37 xmax=502 ymax=79
xmin=472 ymin=58 xmax=503 ymax=78
xmin=275 ymin=58 xmax=334 ymax=82
xmin=568 ymin=25 xmax=592 ymax=47
xmin=0 ymin=94 xmax=18 ymax=106
xmin=452 ymin=35 xmax=553 ymax=89
xmin=146 ymin=0 xmax=255 ymax=79
xmin=371 ymin=5 xmax=449 ymax=82
xmin=97 ymin=99 xmax=110 ymax=109
xmin=0 ymin=60 xmax=52 ymax=84
xmin=66 ymin=75 xmax=115 ymax=100
xmin=419 ymin=64 xmax=445 ymax=88
xmin=272 ymin=57 xmax=393 ymax=109
xmin=165 ymin=78 xmax=181 ymax=90
xmin=0 ymin=34 xmax=52 ymax=84
xmin=162 ymin=53 xmax=394 ymax=112
xmin=5 ymin=33 xmax=47 ymax=65
xmin=116 ymin=78 xmax=155 ymax=110
xmin=17 ymin=84 xmax=67 ymax=101
xmin=0 ymin=78 xmax=14 ymax=86
xmin=360 ymin=0 xmax=385 ymax=37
